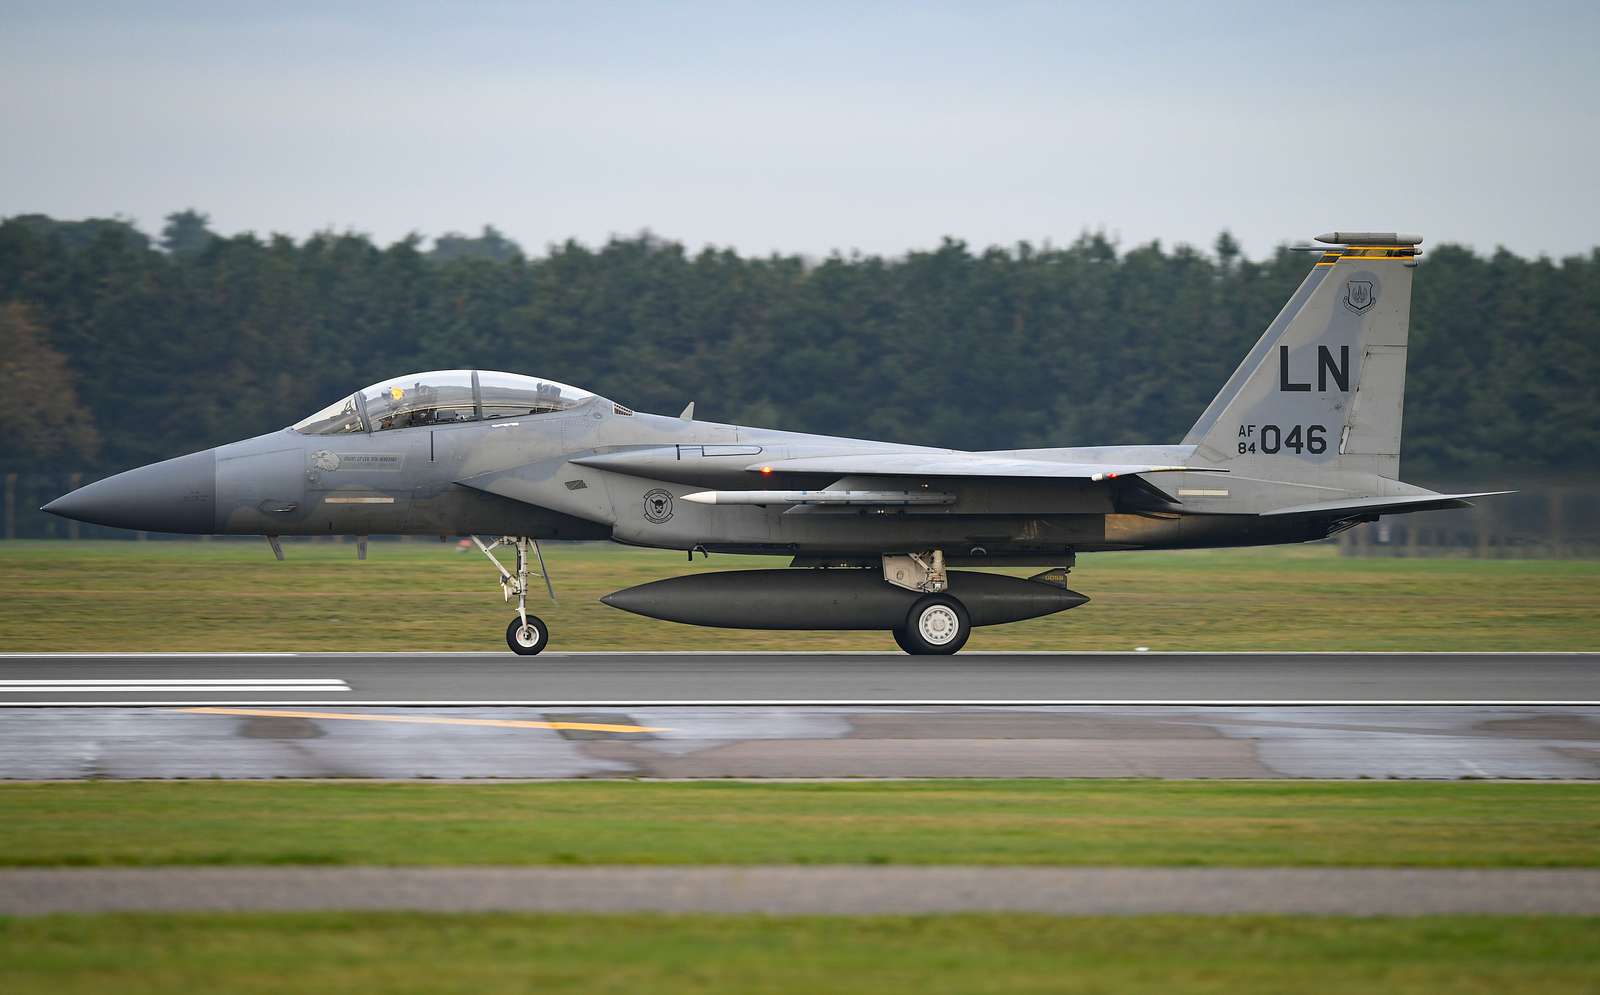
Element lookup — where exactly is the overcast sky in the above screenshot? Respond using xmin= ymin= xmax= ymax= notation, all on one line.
xmin=2 ymin=1 xmax=1595 ymax=259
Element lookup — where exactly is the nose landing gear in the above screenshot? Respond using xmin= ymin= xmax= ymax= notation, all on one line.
xmin=506 ymin=614 xmax=548 ymax=654
xmin=470 ymin=536 xmax=556 ymax=655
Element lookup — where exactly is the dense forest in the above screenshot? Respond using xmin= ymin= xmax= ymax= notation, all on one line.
xmin=2 ymin=211 xmax=1596 ymax=486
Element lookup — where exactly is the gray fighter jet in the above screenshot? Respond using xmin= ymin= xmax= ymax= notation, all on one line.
xmin=44 ymin=231 xmax=1505 ymax=655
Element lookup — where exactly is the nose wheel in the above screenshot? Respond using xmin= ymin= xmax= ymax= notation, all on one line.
xmin=471 ymin=536 xmax=556 ymax=656
xmin=507 ymin=615 xmax=549 ymax=655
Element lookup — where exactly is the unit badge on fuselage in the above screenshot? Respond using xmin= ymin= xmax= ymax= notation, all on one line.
xmin=643 ymin=488 xmax=674 ymax=524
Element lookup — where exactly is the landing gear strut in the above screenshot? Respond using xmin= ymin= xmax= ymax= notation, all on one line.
xmin=471 ymin=536 xmax=556 ymax=655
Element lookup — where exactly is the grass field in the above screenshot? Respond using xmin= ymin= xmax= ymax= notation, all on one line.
xmin=6 ymin=547 xmax=1593 ymax=991
xmin=4 ymin=780 xmax=1596 ymax=868
xmin=3 ymin=912 xmax=1598 ymax=994
xmin=1 ymin=540 xmax=1597 ymax=652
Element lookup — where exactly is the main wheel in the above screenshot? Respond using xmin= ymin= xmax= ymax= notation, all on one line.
xmin=506 ymin=615 xmax=549 ymax=655
xmin=900 ymin=594 xmax=971 ymax=655
xmin=891 ymin=627 xmax=916 ymax=654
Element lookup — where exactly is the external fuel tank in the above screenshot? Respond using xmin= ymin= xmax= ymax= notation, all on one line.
xmin=600 ymin=569 xmax=1088 ymax=630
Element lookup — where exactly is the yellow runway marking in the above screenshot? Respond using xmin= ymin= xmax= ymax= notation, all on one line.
xmin=178 ymin=707 xmax=667 ymax=734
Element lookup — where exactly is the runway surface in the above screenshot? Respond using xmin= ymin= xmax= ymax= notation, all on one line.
xmin=4 ymin=867 xmax=1598 ymax=916
xmin=5 ymin=705 xmax=1598 ymax=778
xmin=5 ymin=653 xmax=1595 ymax=778
xmin=3 ymin=651 xmax=1597 ymax=704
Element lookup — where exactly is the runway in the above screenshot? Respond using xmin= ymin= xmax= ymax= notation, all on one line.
xmin=5 ymin=705 xmax=1598 ymax=778
xmin=5 ymin=867 xmax=1598 ymax=916
xmin=2 ymin=651 xmax=1596 ymax=704
xmin=5 ymin=653 xmax=1595 ymax=778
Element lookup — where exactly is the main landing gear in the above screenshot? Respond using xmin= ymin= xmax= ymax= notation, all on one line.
xmin=882 ymin=551 xmax=972 ymax=655
xmin=892 ymin=594 xmax=972 ymax=655
xmin=471 ymin=536 xmax=556 ymax=655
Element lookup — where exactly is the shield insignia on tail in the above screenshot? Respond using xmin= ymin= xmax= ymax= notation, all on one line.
xmin=1344 ymin=279 xmax=1375 ymax=313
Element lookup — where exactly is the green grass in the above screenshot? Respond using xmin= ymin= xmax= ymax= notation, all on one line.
xmin=3 ymin=913 xmax=1597 ymax=994
xmin=1 ymin=540 xmax=1597 ymax=651
xmin=3 ymin=781 xmax=1597 ymax=868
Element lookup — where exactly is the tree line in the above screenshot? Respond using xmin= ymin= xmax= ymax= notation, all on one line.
xmin=2 ymin=211 xmax=1596 ymax=484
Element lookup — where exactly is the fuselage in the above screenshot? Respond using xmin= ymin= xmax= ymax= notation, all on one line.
xmin=55 ymin=395 xmax=1348 ymax=564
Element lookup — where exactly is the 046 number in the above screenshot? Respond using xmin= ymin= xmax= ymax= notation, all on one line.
xmin=1239 ymin=424 xmax=1327 ymax=455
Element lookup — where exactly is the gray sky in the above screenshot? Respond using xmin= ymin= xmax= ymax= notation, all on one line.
xmin=3 ymin=0 xmax=1596 ymax=259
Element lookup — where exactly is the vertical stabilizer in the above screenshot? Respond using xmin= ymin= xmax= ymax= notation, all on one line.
xmin=1181 ymin=257 xmax=1334 ymax=447
xmin=1187 ymin=234 xmax=1419 ymax=482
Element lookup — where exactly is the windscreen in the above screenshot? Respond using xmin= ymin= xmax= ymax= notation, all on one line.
xmin=291 ymin=395 xmax=365 ymax=435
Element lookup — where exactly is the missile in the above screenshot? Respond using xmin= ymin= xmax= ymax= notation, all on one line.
xmin=601 ymin=569 xmax=1088 ymax=630
xmin=681 ymin=489 xmax=956 ymax=506
xmin=1313 ymin=231 xmax=1423 ymax=246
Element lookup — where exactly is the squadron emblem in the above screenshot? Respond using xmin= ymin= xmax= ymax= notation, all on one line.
xmin=642 ymin=488 xmax=675 ymax=524
xmin=310 ymin=450 xmax=341 ymax=471
xmin=1343 ymin=279 xmax=1375 ymax=314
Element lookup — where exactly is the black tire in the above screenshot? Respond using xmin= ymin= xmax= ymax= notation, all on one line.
xmin=900 ymin=594 xmax=971 ymax=655
xmin=891 ymin=627 xmax=917 ymax=654
xmin=506 ymin=614 xmax=549 ymax=655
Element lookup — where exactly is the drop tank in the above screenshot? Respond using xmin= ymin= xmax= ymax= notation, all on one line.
xmin=601 ymin=569 xmax=1088 ymax=630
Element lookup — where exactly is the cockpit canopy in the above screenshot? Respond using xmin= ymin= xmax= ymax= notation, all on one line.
xmin=292 ymin=370 xmax=599 ymax=435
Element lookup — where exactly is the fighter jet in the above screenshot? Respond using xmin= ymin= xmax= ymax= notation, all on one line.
xmin=44 ymin=231 xmax=1505 ymax=655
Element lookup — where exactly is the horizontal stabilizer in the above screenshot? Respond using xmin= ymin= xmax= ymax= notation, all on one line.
xmin=1261 ymin=491 xmax=1514 ymax=518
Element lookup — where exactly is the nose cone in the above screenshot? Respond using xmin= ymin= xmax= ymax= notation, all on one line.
xmin=42 ymin=449 xmax=217 ymax=534
xmin=599 ymin=587 xmax=655 ymax=618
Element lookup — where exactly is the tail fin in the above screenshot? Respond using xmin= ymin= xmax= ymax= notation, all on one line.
xmin=1185 ymin=233 xmax=1420 ymax=483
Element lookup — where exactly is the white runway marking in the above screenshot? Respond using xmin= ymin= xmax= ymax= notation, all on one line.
xmin=0 ymin=679 xmax=351 ymax=694
xmin=0 ymin=653 xmax=299 ymax=658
